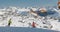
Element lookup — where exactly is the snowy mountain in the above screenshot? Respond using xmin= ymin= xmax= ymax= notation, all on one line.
xmin=0 ymin=6 xmax=60 ymax=31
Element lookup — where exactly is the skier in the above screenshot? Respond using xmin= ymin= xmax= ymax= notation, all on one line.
xmin=8 ymin=18 xmax=12 ymax=26
xmin=32 ymin=22 xmax=36 ymax=28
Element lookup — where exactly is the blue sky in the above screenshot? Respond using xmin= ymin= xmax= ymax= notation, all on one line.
xmin=0 ymin=0 xmax=58 ymax=7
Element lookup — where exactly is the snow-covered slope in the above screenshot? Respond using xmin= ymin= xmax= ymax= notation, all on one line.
xmin=0 ymin=27 xmax=59 ymax=32
xmin=0 ymin=6 xmax=60 ymax=31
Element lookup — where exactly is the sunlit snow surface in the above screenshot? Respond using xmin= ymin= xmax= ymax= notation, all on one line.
xmin=0 ymin=7 xmax=60 ymax=31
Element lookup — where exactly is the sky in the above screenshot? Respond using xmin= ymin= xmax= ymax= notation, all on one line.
xmin=0 ymin=0 xmax=58 ymax=7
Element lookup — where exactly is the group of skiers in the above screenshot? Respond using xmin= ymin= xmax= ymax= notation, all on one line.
xmin=7 ymin=18 xmax=37 ymax=28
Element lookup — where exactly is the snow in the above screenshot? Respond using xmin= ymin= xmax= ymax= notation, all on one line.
xmin=0 ymin=7 xmax=60 ymax=31
xmin=0 ymin=27 xmax=59 ymax=32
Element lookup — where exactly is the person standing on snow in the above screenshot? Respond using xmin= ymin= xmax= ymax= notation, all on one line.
xmin=8 ymin=18 xmax=12 ymax=26
xmin=32 ymin=22 xmax=36 ymax=28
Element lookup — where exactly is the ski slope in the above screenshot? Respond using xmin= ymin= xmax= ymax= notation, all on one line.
xmin=0 ymin=7 xmax=60 ymax=31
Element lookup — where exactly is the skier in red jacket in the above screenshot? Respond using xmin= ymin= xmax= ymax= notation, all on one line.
xmin=32 ymin=22 xmax=36 ymax=28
